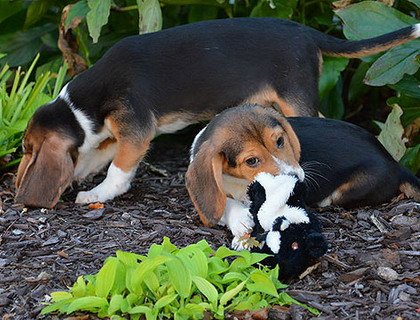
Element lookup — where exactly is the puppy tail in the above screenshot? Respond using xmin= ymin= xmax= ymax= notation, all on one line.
xmin=399 ymin=167 xmax=420 ymax=201
xmin=317 ymin=24 xmax=420 ymax=58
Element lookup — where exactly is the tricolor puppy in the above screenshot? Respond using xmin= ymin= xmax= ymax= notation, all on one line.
xmin=186 ymin=104 xmax=419 ymax=240
xmin=15 ymin=18 xmax=420 ymax=208
xmin=247 ymin=173 xmax=328 ymax=280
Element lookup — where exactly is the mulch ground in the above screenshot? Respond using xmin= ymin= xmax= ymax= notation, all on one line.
xmin=0 ymin=129 xmax=419 ymax=320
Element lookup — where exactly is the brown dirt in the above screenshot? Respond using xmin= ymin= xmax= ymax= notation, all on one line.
xmin=0 ymin=129 xmax=419 ymax=319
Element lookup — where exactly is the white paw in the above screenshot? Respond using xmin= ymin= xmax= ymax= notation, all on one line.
xmin=75 ymin=190 xmax=103 ymax=204
xmin=231 ymin=236 xmax=249 ymax=251
xmin=229 ymin=210 xmax=255 ymax=238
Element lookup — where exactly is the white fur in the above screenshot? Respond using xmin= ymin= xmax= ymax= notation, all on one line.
xmin=413 ymin=24 xmax=420 ymax=38
xmin=272 ymin=156 xmax=305 ymax=182
xmin=74 ymin=142 xmax=117 ymax=181
xmin=189 ymin=126 xmax=206 ymax=162
xmin=266 ymin=231 xmax=281 ymax=254
xmin=255 ymin=173 xmax=297 ymax=231
xmin=280 ymin=205 xmax=309 ymax=225
xmin=75 ymin=163 xmax=136 ymax=203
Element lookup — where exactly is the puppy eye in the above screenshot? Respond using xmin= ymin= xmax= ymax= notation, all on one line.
xmin=245 ymin=157 xmax=260 ymax=168
xmin=276 ymin=137 xmax=284 ymax=148
xmin=291 ymin=242 xmax=299 ymax=250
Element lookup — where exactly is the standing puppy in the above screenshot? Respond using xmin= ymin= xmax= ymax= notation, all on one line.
xmin=15 ymin=18 xmax=420 ymax=208
xmin=186 ymin=104 xmax=419 ymax=240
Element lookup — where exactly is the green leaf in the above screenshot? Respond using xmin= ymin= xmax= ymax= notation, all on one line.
xmin=116 ymin=250 xmax=143 ymax=266
xmin=320 ymin=77 xmax=345 ymax=119
xmin=0 ymin=1 xmax=24 ymax=24
xmin=364 ymin=42 xmax=420 ymax=86
xmin=136 ymin=0 xmax=162 ymax=34
xmin=165 ymin=256 xmax=192 ymax=298
xmin=389 ymin=75 xmax=420 ymax=99
xmin=319 ymin=57 xmax=349 ymax=99
xmin=0 ymin=23 xmax=56 ymax=67
xmin=251 ymin=0 xmax=297 ymax=19
xmin=66 ymin=296 xmax=108 ymax=314
xmin=108 ymin=294 xmax=124 ymax=315
xmin=24 ymin=0 xmax=54 ymax=28
xmin=95 ymin=257 xmax=119 ymax=298
xmin=220 ymin=280 xmax=247 ymax=306
xmin=188 ymin=6 xmax=218 ymax=23
xmin=336 ymin=1 xmax=417 ymax=40
xmin=400 ymin=145 xmax=420 ymax=174
xmin=86 ymin=0 xmax=111 ymax=43
xmin=72 ymin=276 xmax=87 ymax=297
xmin=348 ymin=62 xmax=370 ymax=103
xmin=247 ymin=270 xmax=279 ymax=297
xmin=51 ymin=291 xmax=73 ymax=302
xmin=131 ymin=256 xmax=169 ymax=293
xmin=41 ymin=299 xmax=74 ymax=315
xmin=221 ymin=272 xmax=247 ymax=284
xmin=129 ymin=305 xmax=153 ymax=315
xmin=377 ymin=105 xmax=406 ymax=161
xmin=407 ymin=0 xmax=420 ymax=8
xmin=154 ymin=293 xmax=178 ymax=309
xmin=65 ymin=0 xmax=90 ymax=30
xmin=191 ymin=276 xmax=218 ymax=304
xmin=177 ymin=246 xmax=208 ymax=278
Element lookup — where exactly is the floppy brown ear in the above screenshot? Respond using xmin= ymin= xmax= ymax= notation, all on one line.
xmin=186 ymin=141 xmax=226 ymax=227
xmin=279 ymin=117 xmax=301 ymax=161
xmin=15 ymin=134 xmax=75 ymax=209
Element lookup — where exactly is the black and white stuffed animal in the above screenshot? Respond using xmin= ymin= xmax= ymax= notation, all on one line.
xmin=246 ymin=173 xmax=328 ymax=280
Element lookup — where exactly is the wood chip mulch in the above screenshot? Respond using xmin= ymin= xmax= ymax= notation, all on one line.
xmin=0 ymin=130 xmax=419 ymax=320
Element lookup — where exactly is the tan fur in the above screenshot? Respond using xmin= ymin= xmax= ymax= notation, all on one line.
xmin=186 ymin=140 xmax=226 ymax=226
xmin=106 ymin=114 xmax=155 ymax=173
xmin=15 ymin=129 xmax=75 ymax=208
xmin=186 ymin=106 xmax=302 ymax=226
xmin=243 ymin=86 xmax=298 ymax=117
xmin=400 ymin=182 xmax=420 ymax=201
xmin=326 ymin=37 xmax=412 ymax=58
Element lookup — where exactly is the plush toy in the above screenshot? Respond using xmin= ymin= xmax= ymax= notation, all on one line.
xmin=243 ymin=173 xmax=328 ymax=280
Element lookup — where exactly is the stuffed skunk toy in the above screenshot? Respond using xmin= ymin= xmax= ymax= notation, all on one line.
xmin=245 ymin=173 xmax=328 ymax=280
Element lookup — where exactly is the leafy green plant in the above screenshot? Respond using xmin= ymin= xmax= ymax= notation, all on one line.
xmin=336 ymin=1 xmax=420 ymax=173
xmin=0 ymin=54 xmax=67 ymax=167
xmin=41 ymin=238 xmax=319 ymax=319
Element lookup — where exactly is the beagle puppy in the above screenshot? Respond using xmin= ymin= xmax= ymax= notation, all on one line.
xmin=15 ymin=18 xmax=420 ymax=208
xmin=186 ymin=104 xmax=419 ymax=240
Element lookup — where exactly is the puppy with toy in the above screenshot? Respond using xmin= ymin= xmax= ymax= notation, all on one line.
xmin=15 ymin=18 xmax=420 ymax=209
xmin=244 ymin=172 xmax=328 ymax=280
xmin=186 ymin=104 xmax=419 ymax=247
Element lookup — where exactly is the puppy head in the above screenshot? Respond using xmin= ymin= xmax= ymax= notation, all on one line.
xmin=248 ymin=179 xmax=328 ymax=281
xmin=15 ymin=108 xmax=78 ymax=209
xmin=186 ymin=104 xmax=304 ymax=226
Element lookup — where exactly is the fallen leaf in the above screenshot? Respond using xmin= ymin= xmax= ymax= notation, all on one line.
xmin=88 ymin=202 xmax=104 ymax=210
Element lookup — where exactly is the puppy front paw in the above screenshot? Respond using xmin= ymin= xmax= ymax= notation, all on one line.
xmin=75 ymin=190 xmax=102 ymax=204
xmin=229 ymin=210 xmax=255 ymax=238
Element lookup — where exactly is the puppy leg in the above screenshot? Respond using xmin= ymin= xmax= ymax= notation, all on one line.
xmin=76 ymin=108 xmax=155 ymax=203
xmin=220 ymin=198 xmax=255 ymax=250
xmin=74 ymin=139 xmax=117 ymax=181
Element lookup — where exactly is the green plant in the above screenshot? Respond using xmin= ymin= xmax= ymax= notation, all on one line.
xmin=41 ymin=238 xmax=319 ymax=319
xmin=0 ymin=54 xmax=67 ymax=167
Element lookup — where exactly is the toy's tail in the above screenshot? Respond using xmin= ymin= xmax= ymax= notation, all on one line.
xmin=399 ymin=168 xmax=420 ymax=201
xmin=316 ymin=24 xmax=420 ymax=58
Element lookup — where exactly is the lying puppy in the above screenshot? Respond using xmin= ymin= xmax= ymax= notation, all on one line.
xmin=245 ymin=173 xmax=328 ymax=280
xmin=186 ymin=104 xmax=419 ymax=240
xmin=15 ymin=18 xmax=420 ymax=208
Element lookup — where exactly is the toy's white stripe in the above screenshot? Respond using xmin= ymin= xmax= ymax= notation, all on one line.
xmin=266 ymin=231 xmax=281 ymax=254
